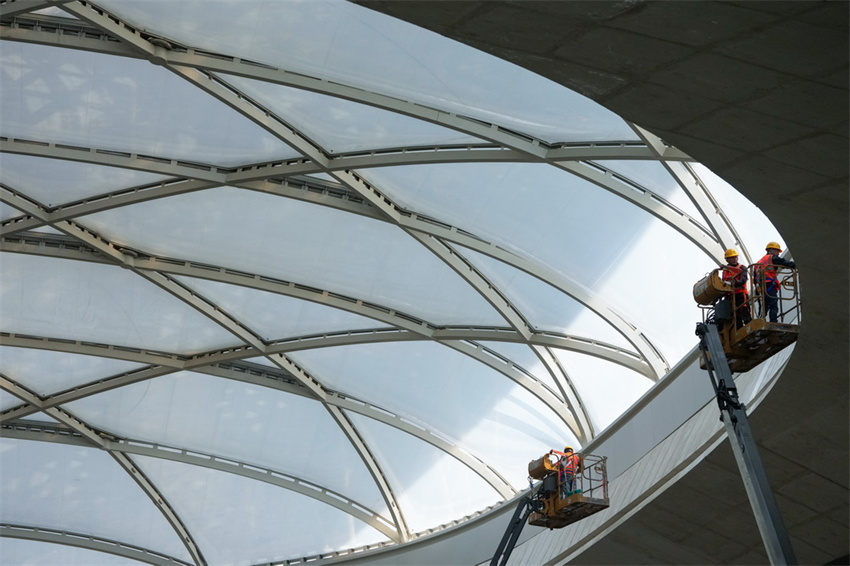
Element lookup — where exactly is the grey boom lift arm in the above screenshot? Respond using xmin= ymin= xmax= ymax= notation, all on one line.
xmin=696 ymin=321 xmax=797 ymax=565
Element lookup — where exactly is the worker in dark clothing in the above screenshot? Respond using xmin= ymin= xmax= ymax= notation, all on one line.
xmin=755 ymin=242 xmax=796 ymax=322
xmin=721 ymin=249 xmax=751 ymax=328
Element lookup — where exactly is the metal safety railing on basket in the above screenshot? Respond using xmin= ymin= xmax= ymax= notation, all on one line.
xmin=575 ymin=453 xmax=608 ymax=500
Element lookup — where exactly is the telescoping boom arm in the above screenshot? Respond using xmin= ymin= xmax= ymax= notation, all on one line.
xmin=696 ymin=322 xmax=797 ymax=565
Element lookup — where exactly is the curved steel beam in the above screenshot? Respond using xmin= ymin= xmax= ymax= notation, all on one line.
xmin=0 ymin=235 xmax=651 ymax=376
xmin=325 ymin=405 xmax=410 ymax=542
xmin=0 ymin=340 xmax=517 ymax=501
xmin=0 ymin=523 xmax=192 ymax=566
xmin=0 ymin=421 xmax=401 ymax=543
xmin=532 ymin=345 xmax=595 ymax=442
xmin=441 ymin=340 xmax=582 ymax=438
xmin=39 ymin=407 xmax=207 ymax=565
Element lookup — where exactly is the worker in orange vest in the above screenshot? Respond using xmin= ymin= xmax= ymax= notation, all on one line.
xmin=550 ymin=446 xmax=581 ymax=497
xmin=755 ymin=242 xmax=796 ymax=322
xmin=721 ymin=249 xmax=751 ymax=328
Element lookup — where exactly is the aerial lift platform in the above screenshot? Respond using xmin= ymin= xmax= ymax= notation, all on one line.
xmin=490 ymin=452 xmax=609 ymax=566
xmin=694 ymin=259 xmax=800 ymax=564
xmin=693 ymin=264 xmax=800 ymax=372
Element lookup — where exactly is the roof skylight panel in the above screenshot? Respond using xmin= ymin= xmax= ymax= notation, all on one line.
xmin=0 ymin=42 xmax=297 ymax=167
xmin=0 ymin=539 xmax=146 ymax=566
xmin=1 ymin=254 xmax=239 ymax=354
xmin=594 ymin=159 xmax=705 ymax=221
xmin=99 ymin=0 xmax=637 ymax=146
xmin=219 ymin=74 xmax=484 ymax=154
xmin=460 ymin=247 xmax=639 ymax=352
xmin=0 ymin=389 xmax=24 ymax=412
xmin=0 ymin=346 xmax=147 ymax=397
xmin=0 ymin=439 xmax=194 ymax=563
xmin=288 ymin=341 xmax=575 ymax=484
xmin=0 ymin=154 xmax=172 ymax=208
xmin=347 ymin=411 xmax=504 ymax=533
xmin=79 ymin=186 xmax=508 ymax=326
xmin=550 ymin=350 xmax=654 ymax=433
xmin=131 ymin=454 xmax=390 ymax=565
xmin=172 ymin=276 xmax=392 ymax=342
xmin=65 ymin=371 xmax=387 ymax=510
xmin=362 ymin=162 xmax=654 ymax=284
xmin=0 ymin=202 xmax=22 ymax=222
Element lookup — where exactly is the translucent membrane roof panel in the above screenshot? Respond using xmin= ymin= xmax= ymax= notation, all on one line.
xmin=81 ymin=186 xmax=504 ymax=326
xmin=364 ymin=162 xmax=650 ymax=280
xmin=0 ymin=42 xmax=297 ymax=167
xmin=100 ymin=0 xmax=638 ymax=144
xmin=692 ymin=163 xmax=782 ymax=261
xmin=594 ymin=160 xmax=704 ymax=221
xmin=16 ymin=411 xmax=59 ymax=423
xmin=66 ymin=371 xmax=386 ymax=512
xmin=32 ymin=7 xmax=75 ymax=18
xmin=133 ymin=455 xmax=388 ymax=565
xmin=25 ymin=225 xmax=64 ymax=235
xmin=0 ymin=539 xmax=145 ymax=566
xmin=221 ymin=74 xmax=483 ymax=154
xmin=459 ymin=245 xmax=637 ymax=351
xmin=0 ymin=439 xmax=192 ymax=563
xmin=550 ymin=350 xmax=653 ymax=432
xmin=0 ymin=346 xmax=146 ymax=397
xmin=347 ymin=411 xmax=502 ymax=533
xmin=476 ymin=341 xmax=561 ymax=393
xmin=0 ymin=389 xmax=22 ymax=412
xmin=289 ymin=341 xmax=576 ymax=485
xmin=0 ymin=154 xmax=172 ymax=207
xmin=0 ymin=201 xmax=21 ymax=222
xmin=0 ymin=254 xmax=238 ymax=354
xmin=174 ymin=276 xmax=390 ymax=342
xmin=589 ymin=218 xmax=713 ymax=364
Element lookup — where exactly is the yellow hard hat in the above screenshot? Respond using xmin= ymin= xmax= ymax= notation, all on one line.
xmin=766 ymin=241 xmax=782 ymax=251
xmin=724 ymin=249 xmax=738 ymax=259
xmin=564 ymin=446 xmax=573 ymax=452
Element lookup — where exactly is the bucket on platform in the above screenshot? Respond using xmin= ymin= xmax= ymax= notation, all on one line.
xmin=693 ymin=270 xmax=731 ymax=305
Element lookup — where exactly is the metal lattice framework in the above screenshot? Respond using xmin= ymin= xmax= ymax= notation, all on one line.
xmin=0 ymin=2 xmax=750 ymax=564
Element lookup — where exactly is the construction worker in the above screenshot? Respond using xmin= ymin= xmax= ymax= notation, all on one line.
xmin=755 ymin=242 xmax=796 ymax=322
xmin=721 ymin=249 xmax=751 ymax=328
xmin=550 ymin=446 xmax=581 ymax=497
